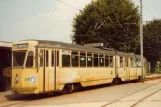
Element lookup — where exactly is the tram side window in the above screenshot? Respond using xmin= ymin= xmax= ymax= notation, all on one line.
xmin=136 ymin=59 xmax=141 ymax=67
xmin=26 ymin=51 xmax=33 ymax=68
xmin=46 ymin=50 xmax=48 ymax=67
xmin=105 ymin=55 xmax=109 ymax=67
xmin=72 ymin=52 xmax=78 ymax=67
xmin=133 ymin=59 xmax=137 ymax=67
xmin=125 ymin=58 xmax=128 ymax=67
xmin=120 ymin=57 xmax=123 ymax=67
xmin=99 ymin=54 xmax=104 ymax=67
xmin=130 ymin=58 xmax=133 ymax=67
xmin=138 ymin=60 xmax=141 ymax=67
xmin=80 ymin=53 xmax=86 ymax=67
xmin=109 ymin=56 xmax=113 ymax=67
xmin=62 ymin=55 xmax=70 ymax=67
xmin=40 ymin=50 xmax=43 ymax=67
xmin=135 ymin=59 xmax=138 ymax=67
xmin=57 ymin=51 xmax=59 ymax=67
xmin=94 ymin=54 xmax=98 ymax=67
xmin=35 ymin=49 xmax=38 ymax=68
xmin=51 ymin=51 xmax=54 ymax=67
xmin=87 ymin=53 xmax=92 ymax=67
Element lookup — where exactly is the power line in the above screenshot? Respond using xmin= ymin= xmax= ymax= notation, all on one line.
xmin=56 ymin=0 xmax=80 ymax=11
xmin=142 ymin=4 xmax=155 ymax=19
xmin=136 ymin=0 xmax=155 ymax=19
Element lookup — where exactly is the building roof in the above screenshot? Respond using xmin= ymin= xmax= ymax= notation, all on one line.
xmin=0 ymin=41 xmax=12 ymax=48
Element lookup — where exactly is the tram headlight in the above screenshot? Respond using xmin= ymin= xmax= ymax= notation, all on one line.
xmin=14 ymin=74 xmax=19 ymax=84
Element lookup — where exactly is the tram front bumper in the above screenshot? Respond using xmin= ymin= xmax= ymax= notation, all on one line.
xmin=11 ymin=87 xmax=39 ymax=94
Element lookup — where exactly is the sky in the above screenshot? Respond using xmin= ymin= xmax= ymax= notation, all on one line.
xmin=0 ymin=0 xmax=161 ymax=43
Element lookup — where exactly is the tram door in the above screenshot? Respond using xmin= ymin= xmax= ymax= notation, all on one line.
xmin=38 ymin=49 xmax=45 ymax=92
xmin=125 ymin=57 xmax=130 ymax=81
xmin=38 ymin=49 xmax=59 ymax=92
xmin=38 ymin=49 xmax=50 ymax=92
xmin=51 ymin=50 xmax=59 ymax=91
xmin=38 ymin=49 xmax=51 ymax=92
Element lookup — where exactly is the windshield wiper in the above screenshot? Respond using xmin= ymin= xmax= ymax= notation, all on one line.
xmin=13 ymin=56 xmax=21 ymax=67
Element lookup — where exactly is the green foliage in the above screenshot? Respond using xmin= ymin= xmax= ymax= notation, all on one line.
xmin=71 ymin=0 xmax=140 ymax=53
xmin=143 ymin=19 xmax=161 ymax=62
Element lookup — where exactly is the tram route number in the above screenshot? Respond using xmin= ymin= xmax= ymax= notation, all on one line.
xmin=25 ymin=76 xmax=36 ymax=83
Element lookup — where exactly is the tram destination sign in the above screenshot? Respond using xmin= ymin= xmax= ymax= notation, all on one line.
xmin=62 ymin=50 xmax=70 ymax=54
xmin=14 ymin=43 xmax=28 ymax=48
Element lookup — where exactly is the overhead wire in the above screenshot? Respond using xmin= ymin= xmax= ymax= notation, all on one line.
xmin=56 ymin=0 xmax=80 ymax=11
xmin=135 ymin=0 xmax=155 ymax=19
xmin=56 ymin=0 xmax=156 ymax=27
xmin=57 ymin=0 xmax=156 ymax=19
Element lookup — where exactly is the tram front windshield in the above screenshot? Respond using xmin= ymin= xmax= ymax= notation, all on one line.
xmin=13 ymin=51 xmax=26 ymax=67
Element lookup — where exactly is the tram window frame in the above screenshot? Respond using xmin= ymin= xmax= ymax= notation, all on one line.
xmin=80 ymin=52 xmax=86 ymax=67
xmin=87 ymin=53 xmax=92 ymax=67
xmin=26 ymin=51 xmax=34 ymax=68
xmin=46 ymin=50 xmax=49 ymax=67
xmin=62 ymin=54 xmax=70 ymax=67
xmin=99 ymin=54 xmax=104 ymax=67
xmin=71 ymin=51 xmax=79 ymax=67
xmin=94 ymin=54 xmax=98 ymax=67
xmin=120 ymin=57 xmax=123 ymax=67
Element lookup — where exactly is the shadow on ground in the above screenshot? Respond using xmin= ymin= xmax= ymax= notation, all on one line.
xmin=4 ymin=81 xmax=138 ymax=102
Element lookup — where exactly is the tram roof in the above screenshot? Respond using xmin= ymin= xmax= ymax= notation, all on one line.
xmin=117 ymin=51 xmax=143 ymax=59
xmin=0 ymin=41 xmax=12 ymax=48
xmin=117 ymin=51 xmax=135 ymax=57
xmin=19 ymin=39 xmax=141 ymax=57
xmin=34 ymin=40 xmax=114 ymax=54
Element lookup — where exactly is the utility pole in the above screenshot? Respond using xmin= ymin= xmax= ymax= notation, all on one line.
xmin=140 ymin=0 xmax=144 ymax=82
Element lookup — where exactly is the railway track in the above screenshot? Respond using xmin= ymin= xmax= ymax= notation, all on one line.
xmin=0 ymin=77 xmax=161 ymax=107
xmin=131 ymin=88 xmax=161 ymax=107
xmin=101 ymin=79 xmax=161 ymax=107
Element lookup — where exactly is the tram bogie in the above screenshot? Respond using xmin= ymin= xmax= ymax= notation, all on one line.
xmin=11 ymin=40 xmax=146 ymax=94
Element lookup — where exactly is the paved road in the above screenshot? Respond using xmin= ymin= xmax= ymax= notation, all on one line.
xmin=0 ymin=79 xmax=161 ymax=107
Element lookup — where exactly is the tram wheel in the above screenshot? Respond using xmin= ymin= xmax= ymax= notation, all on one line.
xmin=61 ymin=84 xmax=74 ymax=94
xmin=111 ymin=78 xmax=120 ymax=86
xmin=68 ymin=84 xmax=74 ymax=94
xmin=74 ymin=83 xmax=82 ymax=92
xmin=138 ymin=76 xmax=142 ymax=82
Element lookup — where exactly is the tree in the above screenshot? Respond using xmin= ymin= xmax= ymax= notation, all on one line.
xmin=143 ymin=20 xmax=161 ymax=72
xmin=71 ymin=0 xmax=140 ymax=53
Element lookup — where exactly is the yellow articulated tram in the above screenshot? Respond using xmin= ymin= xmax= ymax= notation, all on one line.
xmin=11 ymin=40 xmax=146 ymax=94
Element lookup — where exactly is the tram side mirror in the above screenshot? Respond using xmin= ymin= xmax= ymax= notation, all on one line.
xmin=38 ymin=52 xmax=43 ymax=58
